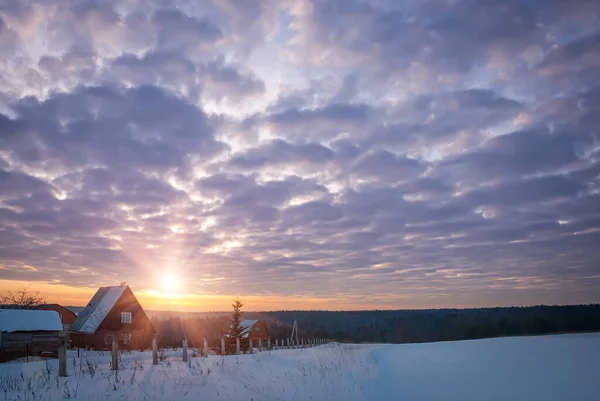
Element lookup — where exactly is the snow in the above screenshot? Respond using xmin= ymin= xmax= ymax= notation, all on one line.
xmin=0 ymin=309 xmax=63 ymax=332
xmin=71 ymin=286 xmax=127 ymax=334
xmin=365 ymin=333 xmax=600 ymax=401
xmin=0 ymin=333 xmax=598 ymax=401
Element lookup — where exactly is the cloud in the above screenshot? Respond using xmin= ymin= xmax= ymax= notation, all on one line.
xmin=0 ymin=0 xmax=599 ymax=307
xmin=229 ymin=139 xmax=334 ymax=169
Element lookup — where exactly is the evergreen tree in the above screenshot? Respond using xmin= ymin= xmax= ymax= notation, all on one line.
xmin=227 ymin=299 xmax=244 ymax=352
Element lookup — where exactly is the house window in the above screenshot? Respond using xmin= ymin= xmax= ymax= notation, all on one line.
xmin=121 ymin=333 xmax=132 ymax=344
xmin=255 ymin=326 xmax=260 ymax=332
xmin=121 ymin=312 xmax=132 ymax=324
xmin=105 ymin=334 xmax=115 ymax=344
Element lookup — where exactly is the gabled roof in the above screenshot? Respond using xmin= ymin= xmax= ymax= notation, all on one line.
xmin=0 ymin=309 xmax=63 ymax=333
xmin=240 ymin=319 xmax=258 ymax=338
xmin=70 ymin=286 xmax=128 ymax=334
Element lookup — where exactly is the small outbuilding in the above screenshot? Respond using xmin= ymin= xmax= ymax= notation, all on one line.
xmin=37 ymin=304 xmax=78 ymax=330
xmin=240 ymin=319 xmax=269 ymax=342
xmin=70 ymin=284 xmax=155 ymax=350
xmin=0 ymin=309 xmax=64 ymax=362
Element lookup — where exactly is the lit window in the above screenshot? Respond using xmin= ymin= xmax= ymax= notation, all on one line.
xmin=121 ymin=312 xmax=132 ymax=324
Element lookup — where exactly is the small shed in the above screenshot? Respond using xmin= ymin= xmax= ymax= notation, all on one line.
xmin=37 ymin=304 xmax=78 ymax=330
xmin=0 ymin=309 xmax=64 ymax=362
xmin=70 ymin=285 xmax=155 ymax=350
xmin=240 ymin=320 xmax=269 ymax=342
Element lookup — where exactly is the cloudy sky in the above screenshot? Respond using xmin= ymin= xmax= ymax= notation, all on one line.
xmin=1 ymin=0 xmax=599 ymax=311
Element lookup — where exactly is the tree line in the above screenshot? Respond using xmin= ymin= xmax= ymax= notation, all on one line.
xmin=150 ymin=304 xmax=600 ymax=348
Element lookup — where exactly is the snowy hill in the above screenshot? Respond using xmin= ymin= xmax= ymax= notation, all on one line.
xmin=0 ymin=333 xmax=598 ymax=401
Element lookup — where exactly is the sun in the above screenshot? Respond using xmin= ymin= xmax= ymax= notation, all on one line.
xmin=161 ymin=273 xmax=181 ymax=294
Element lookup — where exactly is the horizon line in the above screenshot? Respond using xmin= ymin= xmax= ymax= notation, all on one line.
xmin=60 ymin=302 xmax=600 ymax=314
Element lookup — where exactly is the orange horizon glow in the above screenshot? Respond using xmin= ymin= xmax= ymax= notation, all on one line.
xmin=0 ymin=279 xmax=406 ymax=312
xmin=2 ymin=279 xmax=591 ymax=312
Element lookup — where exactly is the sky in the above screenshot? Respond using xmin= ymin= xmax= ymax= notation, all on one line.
xmin=0 ymin=0 xmax=599 ymax=312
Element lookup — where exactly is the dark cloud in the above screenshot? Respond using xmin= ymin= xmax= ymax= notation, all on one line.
xmin=0 ymin=169 xmax=51 ymax=196
xmin=152 ymin=8 xmax=223 ymax=51
xmin=440 ymin=127 xmax=590 ymax=183
xmin=229 ymin=139 xmax=334 ymax=169
xmin=350 ymin=150 xmax=426 ymax=183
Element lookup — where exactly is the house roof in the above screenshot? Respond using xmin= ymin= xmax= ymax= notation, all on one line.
xmin=38 ymin=304 xmax=77 ymax=316
xmin=240 ymin=319 xmax=258 ymax=338
xmin=0 ymin=309 xmax=63 ymax=333
xmin=70 ymin=286 xmax=128 ymax=334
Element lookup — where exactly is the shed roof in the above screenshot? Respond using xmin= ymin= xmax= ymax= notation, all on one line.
xmin=70 ymin=286 xmax=127 ymax=334
xmin=0 ymin=309 xmax=63 ymax=333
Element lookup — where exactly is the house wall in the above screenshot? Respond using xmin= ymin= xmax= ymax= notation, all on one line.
xmin=71 ymin=287 xmax=155 ymax=350
xmin=0 ymin=331 xmax=63 ymax=362
xmin=247 ymin=321 xmax=269 ymax=342
xmin=38 ymin=305 xmax=77 ymax=330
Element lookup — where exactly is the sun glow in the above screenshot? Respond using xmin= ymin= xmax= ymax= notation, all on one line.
xmin=161 ymin=273 xmax=181 ymax=294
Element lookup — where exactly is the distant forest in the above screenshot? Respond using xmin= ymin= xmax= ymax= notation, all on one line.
xmin=148 ymin=304 xmax=600 ymax=348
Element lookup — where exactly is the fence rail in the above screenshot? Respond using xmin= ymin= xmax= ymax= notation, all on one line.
xmin=63 ymin=337 xmax=332 ymax=374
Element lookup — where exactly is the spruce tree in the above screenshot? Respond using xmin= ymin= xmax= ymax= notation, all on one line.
xmin=227 ymin=299 xmax=244 ymax=352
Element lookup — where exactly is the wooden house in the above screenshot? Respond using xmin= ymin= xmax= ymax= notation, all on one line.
xmin=0 ymin=309 xmax=64 ymax=362
xmin=70 ymin=285 xmax=155 ymax=350
xmin=37 ymin=304 xmax=77 ymax=330
xmin=240 ymin=320 xmax=269 ymax=342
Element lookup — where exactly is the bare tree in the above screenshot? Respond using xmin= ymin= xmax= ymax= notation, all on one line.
xmin=0 ymin=285 xmax=45 ymax=309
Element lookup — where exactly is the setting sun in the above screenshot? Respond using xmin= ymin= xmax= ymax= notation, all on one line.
xmin=160 ymin=273 xmax=181 ymax=294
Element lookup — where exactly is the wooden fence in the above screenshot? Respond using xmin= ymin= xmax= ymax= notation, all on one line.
xmin=59 ymin=336 xmax=332 ymax=376
xmin=0 ymin=331 xmax=67 ymax=363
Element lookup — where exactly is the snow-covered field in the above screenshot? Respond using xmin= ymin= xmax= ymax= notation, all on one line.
xmin=1 ymin=333 xmax=598 ymax=401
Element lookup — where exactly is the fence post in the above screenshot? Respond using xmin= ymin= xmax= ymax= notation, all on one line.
xmin=267 ymin=337 xmax=271 ymax=350
xmin=249 ymin=339 xmax=253 ymax=354
xmin=182 ymin=338 xmax=188 ymax=362
xmin=152 ymin=337 xmax=158 ymax=365
xmin=275 ymin=338 xmax=278 ymax=349
xmin=221 ymin=337 xmax=225 ymax=356
xmin=258 ymin=338 xmax=262 ymax=352
xmin=286 ymin=338 xmax=290 ymax=349
xmin=59 ymin=339 xmax=67 ymax=377
xmin=236 ymin=337 xmax=240 ymax=355
xmin=203 ymin=337 xmax=208 ymax=358
xmin=111 ymin=340 xmax=118 ymax=371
